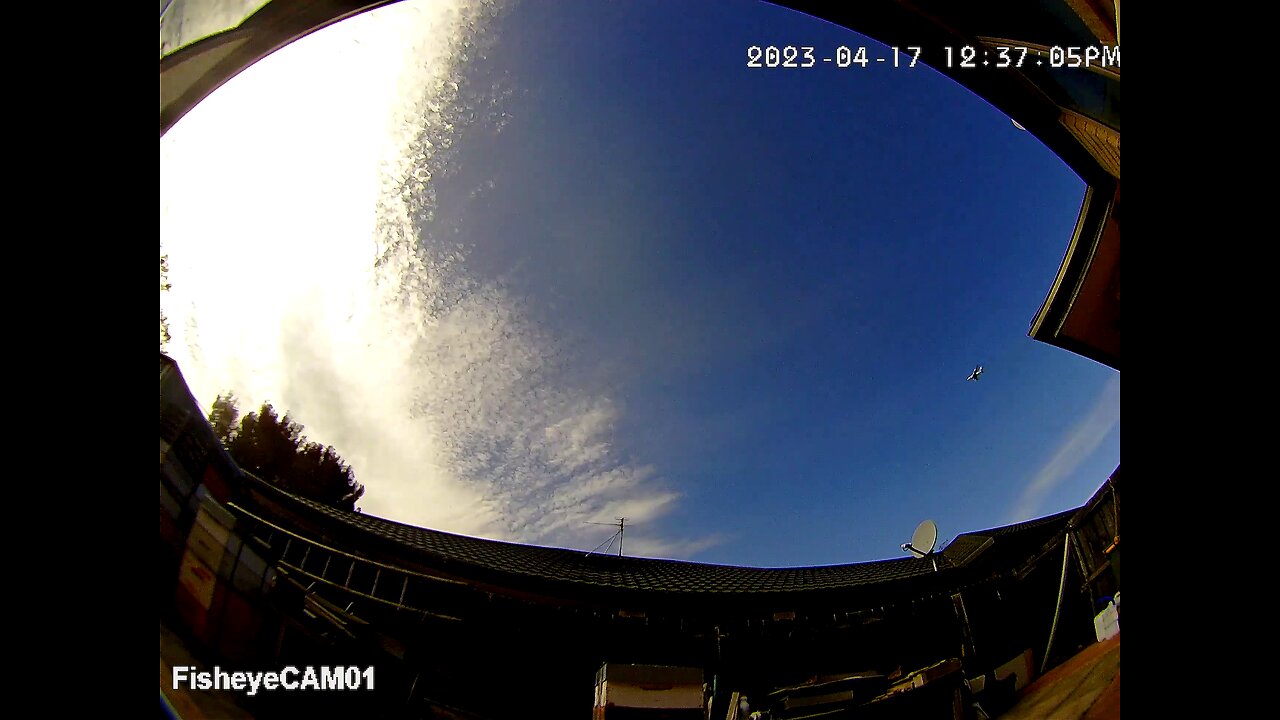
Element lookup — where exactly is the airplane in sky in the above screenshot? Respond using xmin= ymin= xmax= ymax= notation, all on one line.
xmin=966 ymin=365 xmax=984 ymax=381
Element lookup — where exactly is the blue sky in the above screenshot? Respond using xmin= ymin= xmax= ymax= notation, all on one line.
xmin=160 ymin=0 xmax=1119 ymax=568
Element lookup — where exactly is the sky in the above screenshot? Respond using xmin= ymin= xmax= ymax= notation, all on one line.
xmin=159 ymin=0 xmax=1120 ymax=568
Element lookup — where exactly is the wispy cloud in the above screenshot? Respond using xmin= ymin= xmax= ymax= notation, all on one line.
xmin=625 ymin=534 xmax=730 ymax=561
xmin=159 ymin=0 xmax=718 ymax=560
xmin=1010 ymin=374 xmax=1120 ymax=521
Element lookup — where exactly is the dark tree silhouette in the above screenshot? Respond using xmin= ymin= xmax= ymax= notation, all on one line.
xmin=209 ymin=394 xmax=366 ymax=511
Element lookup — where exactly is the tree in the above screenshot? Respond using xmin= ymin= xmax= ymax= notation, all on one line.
xmin=160 ymin=253 xmax=172 ymax=350
xmin=209 ymin=392 xmax=240 ymax=446
xmin=210 ymin=395 xmax=365 ymax=511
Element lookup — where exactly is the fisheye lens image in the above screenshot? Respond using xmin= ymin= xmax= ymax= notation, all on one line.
xmin=160 ymin=2 xmax=1120 ymax=718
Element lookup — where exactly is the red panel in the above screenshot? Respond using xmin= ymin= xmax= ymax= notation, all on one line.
xmin=203 ymin=464 xmax=232 ymax=503
xmin=217 ymin=589 xmax=265 ymax=662
xmin=173 ymin=582 xmax=208 ymax=641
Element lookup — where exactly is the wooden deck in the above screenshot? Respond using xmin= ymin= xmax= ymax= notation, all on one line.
xmin=999 ymin=634 xmax=1119 ymax=720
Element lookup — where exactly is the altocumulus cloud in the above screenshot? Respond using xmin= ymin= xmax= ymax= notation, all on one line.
xmin=160 ymin=0 xmax=721 ymax=558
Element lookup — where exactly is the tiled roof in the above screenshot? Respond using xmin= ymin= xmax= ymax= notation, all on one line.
xmin=170 ymin=348 xmax=1084 ymax=599
xmin=246 ymin=476 xmax=1070 ymax=598
xmin=942 ymin=509 xmax=1075 ymax=568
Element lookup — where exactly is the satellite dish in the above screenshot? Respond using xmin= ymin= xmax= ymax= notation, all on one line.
xmin=912 ymin=520 xmax=938 ymax=556
xmin=901 ymin=519 xmax=941 ymax=572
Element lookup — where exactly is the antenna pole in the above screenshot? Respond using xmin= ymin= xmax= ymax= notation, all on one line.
xmin=585 ymin=517 xmax=630 ymax=557
xmin=586 ymin=531 xmax=617 ymax=557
